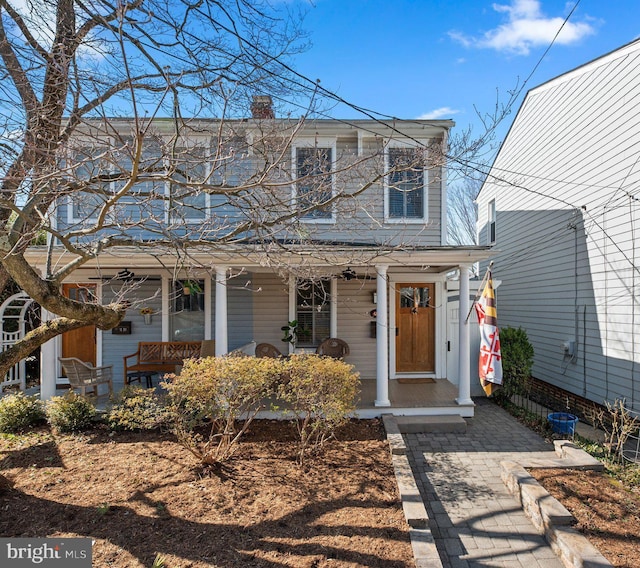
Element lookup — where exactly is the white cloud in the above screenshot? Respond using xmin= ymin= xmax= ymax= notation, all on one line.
xmin=417 ymin=107 xmax=460 ymax=120
xmin=449 ymin=0 xmax=595 ymax=56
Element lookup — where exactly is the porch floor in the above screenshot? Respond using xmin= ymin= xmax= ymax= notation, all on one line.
xmin=35 ymin=377 xmax=473 ymax=418
xmin=356 ymin=378 xmax=474 ymax=418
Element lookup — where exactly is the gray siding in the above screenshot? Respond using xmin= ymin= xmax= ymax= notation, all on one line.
xmin=477 ymin=40 xmax=640 ymax=412
xmin=251 ymin=273 xmax=290 ymax=350
xmin=58 ymin=121 xmax=448 ymax=249
xmin=248 ymin=272 xmax=378 ymax=377
xmin=102 ymin=279 xmax=163 ymax=383
xmin=336 ymin=279 xmax=377 ymax=380
xmin=227 ymin=273 xmax=255 ymax=350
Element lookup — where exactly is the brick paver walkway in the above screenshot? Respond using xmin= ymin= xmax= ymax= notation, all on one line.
xmin=405 ymin=399 xmax=565 ymax=567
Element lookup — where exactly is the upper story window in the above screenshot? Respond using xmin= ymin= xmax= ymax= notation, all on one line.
xmin=385 ymin=147 xmax=427 ymax=222
xmin=488 ymin=199 xmax=496 ymax=244
xmin=111 ymin=140 xmax=166 ymax=223
xmin=67 ymin=150 xmax=110 ymax=223
xmin=294 ymin=143 xmax=335 ymax=221
xmin=168 ymin=151 xmax=208 ymax=223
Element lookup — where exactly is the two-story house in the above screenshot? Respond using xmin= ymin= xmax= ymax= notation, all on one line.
xmin=24 ymin=98 xmax=493 ymax=417
xmin=476 ymin=39 xmax=640 ymax=415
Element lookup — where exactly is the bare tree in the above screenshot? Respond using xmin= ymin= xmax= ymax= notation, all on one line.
xmin=0 ymin=0 xmax=312 ymax=373
xmin=0 ymin=0 xmax=451 ymax=377
xmin=448 ymin=174 xmax=482 ymax=245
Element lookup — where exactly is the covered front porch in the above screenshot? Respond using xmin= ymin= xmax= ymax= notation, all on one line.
xmin=26 ymin=244 xmax=492 ymax=418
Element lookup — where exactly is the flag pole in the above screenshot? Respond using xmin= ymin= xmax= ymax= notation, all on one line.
xmin=465 ymin=261 xmax=494 ymax=323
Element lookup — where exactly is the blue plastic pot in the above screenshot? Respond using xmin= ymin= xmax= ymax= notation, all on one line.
xmin=547 ymin=412 xmax=579 ymax=435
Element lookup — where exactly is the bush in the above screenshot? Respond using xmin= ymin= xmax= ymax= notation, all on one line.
xmin=106 ymin=386 xmax=169 ymax=431
xmin=46 ymin=392 xmax=96 ymax=433
xmin=495 ymin=326 xmax=534 ymax=403
xmin=277 ymin=354 xmax=360 ymax=462
xmin=164 ymin=355 xmax=282 ymax=466
xmin=0 ymin=392 xmax=46 ymax=433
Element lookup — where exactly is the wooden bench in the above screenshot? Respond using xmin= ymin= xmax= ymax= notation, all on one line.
xmin=123 ymin=341 xmax=202 ymax=384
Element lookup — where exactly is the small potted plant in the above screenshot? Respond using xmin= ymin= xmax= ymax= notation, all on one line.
xmin=140 ymin=307 xmax=154 ymax=325
xmin=182 ymin=280 xmax=202 ymax=296
xmin=281 ymin=320 xmax=312 ymax=352
xmin=281 ymin=320 xmax=299 ymax=346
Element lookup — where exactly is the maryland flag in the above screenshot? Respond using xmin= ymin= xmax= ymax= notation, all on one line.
xmin=475 ymin=272 xmax=503 ymax=396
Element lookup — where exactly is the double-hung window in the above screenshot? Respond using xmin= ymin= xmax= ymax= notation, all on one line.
xmin=386 ymin=146 xmax=427 ymax=222
xmin=68 ymin=149 xmax=110 ymax=224
xmin=168 ymin=150 xmax=207 ymax=223
xmin=296 ymin=279 xmax=331 ymax=346
xmin=170 ymin=279 xmax=205 ymax=341
xmin=113 ymin=140 xmax=166 ymax=223
xmin=294 ymin=143 xmax=335 ymax=221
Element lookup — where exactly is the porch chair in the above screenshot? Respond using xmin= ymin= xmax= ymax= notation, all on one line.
xmin=173 ymin=339 xmax=217 ymax=376
xmin=199 ymin=339 xmax=216 ymax=358
xmin=58 ymin=357 xmax=114 ymax=397
xmin=255 ymin=343 xmax=284 ymax=358
xmin=316 ymin=338 xmax=350 ymax=359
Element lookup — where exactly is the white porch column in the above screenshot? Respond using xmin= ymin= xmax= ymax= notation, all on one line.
xmin=40 ymin=309 xmax=57 ymax=400
xmin=161 ymin=277 xmax=170 ymax=341
xmin=204 ymin=277 xmax=212 ymax=340
xmin=288 ymin=277 xmax=296 ymax=355
xmin=215 ymin=266 xmax=228 ymax=355
xmin=457 ymin=264 xmax=473 ymax=405
xmin=330 ymin=278 xmax=338 ymax=338
xmin=375 ymin=265 xmax=390 ymax=407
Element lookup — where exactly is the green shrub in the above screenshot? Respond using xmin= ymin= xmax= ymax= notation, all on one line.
xmin=277 ymin=354 xmax=360 ymax=462
xmin=495 ymin=326 xmax=534 ymax=402
xmin=46 ymin=392 xmax=96 ymax=433
xmin=106 ymin=386 xmax=169 ymax=431
xmin=0 ymin=392 xmax=46 ymax=433
xmin=164 ymin=355 xmax=282 ymax=466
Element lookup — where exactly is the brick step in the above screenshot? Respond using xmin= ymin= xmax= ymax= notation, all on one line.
xmin=395 ymin=415 xmax=467 ymax=434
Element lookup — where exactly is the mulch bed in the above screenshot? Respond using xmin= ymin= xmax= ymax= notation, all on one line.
xmin=531 ymin=468 xmax=640 ymax=568
xmin=0 ymin=419 xmax=414 ymax=567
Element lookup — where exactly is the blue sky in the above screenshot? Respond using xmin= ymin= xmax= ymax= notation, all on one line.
xmin=290 ymin=0 xmax=639 ymax=144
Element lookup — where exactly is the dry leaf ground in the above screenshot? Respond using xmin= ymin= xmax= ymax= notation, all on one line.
xmin=0 ymin=420 xmax=414 ymax=567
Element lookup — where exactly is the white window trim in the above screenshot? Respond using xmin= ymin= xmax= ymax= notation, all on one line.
xmin=165 ymin=156 xmax=211 ymax=225
xmin=67 ymin=196 xmax=99 ymax=224
xmin=290 ymin=276 xmax=334 ymax=349
xmin=388 ymin=273 xmax=447 ymax=380
xmin=383 ymin=141 xmax=429 ymax=224
xmin=292 ymin=137 xmax=337 ymax=224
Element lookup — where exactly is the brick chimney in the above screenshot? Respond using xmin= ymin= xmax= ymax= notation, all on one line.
xmin=251 ymin=95 xmax=275 ymax=119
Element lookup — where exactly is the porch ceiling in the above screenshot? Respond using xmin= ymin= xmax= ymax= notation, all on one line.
xmin=26 ymin=244 xmax=495 ymax=275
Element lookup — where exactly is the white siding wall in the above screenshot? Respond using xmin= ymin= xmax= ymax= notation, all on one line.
xmin=477 ymin=40 xmax=640 ymax=412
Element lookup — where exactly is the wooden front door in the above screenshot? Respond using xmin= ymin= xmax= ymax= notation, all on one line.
xmin=396 ymin=283 xmax=435 ymax=373
xmin=61 ymin=284 xmax=97 ymax=368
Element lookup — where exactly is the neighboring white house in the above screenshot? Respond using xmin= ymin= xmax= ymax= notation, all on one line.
xmin=18 ymin=99 xmax=493 ymax=417
xmin=476 ymin=39 xmax=640 ymax=414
